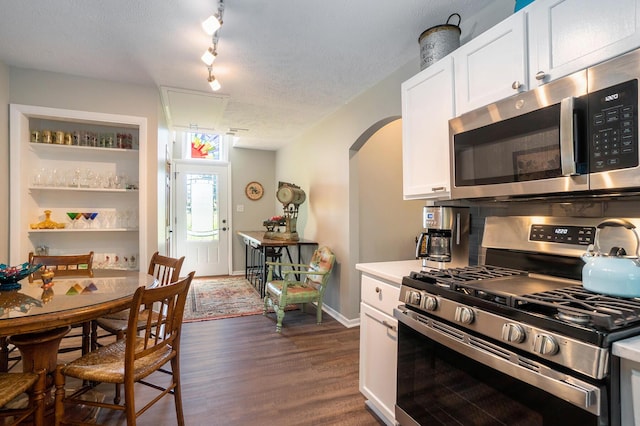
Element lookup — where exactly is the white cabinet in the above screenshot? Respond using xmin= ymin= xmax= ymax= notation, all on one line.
xmin=359 ymin=274 xmax=400 ymax=426
xmin=454 ymin=12 xmax=528 ymax=114
xmin=9 ymin=104 xmax=147 ymax=270
xmin=401 ymin=56 xmax=454 ymax=200
xmin=529 ymin=0 xmax=640 ymax=87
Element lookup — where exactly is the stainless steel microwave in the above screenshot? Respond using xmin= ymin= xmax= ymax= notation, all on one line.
xmin=449 ymin=47 xmax=640 ymax=199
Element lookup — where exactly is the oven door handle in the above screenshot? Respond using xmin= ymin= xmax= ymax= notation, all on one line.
xmin=560 ymin=96 xmax=579 ymax=176
xmin=394 ymin=308 xmax=601 ymax=416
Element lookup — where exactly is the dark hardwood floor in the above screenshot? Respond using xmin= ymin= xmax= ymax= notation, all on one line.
xmin=56 ymin=309 xmax=385 ymax=426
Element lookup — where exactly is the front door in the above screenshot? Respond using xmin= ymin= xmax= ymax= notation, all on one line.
xmin=174 ymin=162 xmax=229 ymax=276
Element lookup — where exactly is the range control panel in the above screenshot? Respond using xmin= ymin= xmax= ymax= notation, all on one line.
xmin=529 ymin=224 xmax=596 ymax=245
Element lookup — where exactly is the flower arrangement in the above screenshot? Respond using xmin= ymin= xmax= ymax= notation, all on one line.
xmin=263 ymin=215 xmax=286 ymax=229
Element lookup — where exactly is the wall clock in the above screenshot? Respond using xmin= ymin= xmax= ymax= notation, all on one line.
xmin=245 ymin=181 xmax=264 ymax=200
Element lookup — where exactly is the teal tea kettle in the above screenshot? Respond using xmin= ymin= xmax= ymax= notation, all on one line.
xmin=582 ymin=218 xmax=640 ymax=298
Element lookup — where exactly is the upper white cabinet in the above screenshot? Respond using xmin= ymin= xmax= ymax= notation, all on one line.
xmin=401 ymin=56 xmax=455 ymax=200
xmin=529 ymin=0 xmax=640 ymax=87
xmin=9 ymin=104 xmax=148 ymax=270
xmin=454 ymin=12 xmax=528 ymax=114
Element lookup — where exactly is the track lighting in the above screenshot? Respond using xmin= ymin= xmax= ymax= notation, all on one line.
xmin=201 ymin=14 xmax=222 ymax=35
xmin=201 ymin=47 xmax=217 ymax=66
xmin=202 ymin=1 xmax=225 ymax=92
xmin=207 ymin=67 xmax=221 ymax=91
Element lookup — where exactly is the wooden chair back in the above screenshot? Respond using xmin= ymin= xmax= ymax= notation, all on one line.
xmin=28 ymin=252 xmax=94 ymax=283
xmin=125 ymin=271 xmax=194 ymax=377
xmin=148 ymin=251 xmax=185 ymax=286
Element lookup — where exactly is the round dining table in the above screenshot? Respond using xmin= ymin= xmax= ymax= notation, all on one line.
xmin=0 ymin=271 xmax=157 ymax=374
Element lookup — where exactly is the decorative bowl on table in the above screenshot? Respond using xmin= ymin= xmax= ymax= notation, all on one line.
xmin=0 ymin=262 xmax=43 ymax=291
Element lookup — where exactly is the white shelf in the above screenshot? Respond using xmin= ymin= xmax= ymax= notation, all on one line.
xmin=9 ymin=104 xmax=148 ymax=267
xmin=28 ymin=228 xmax=138 ymax=233
xmin=29 ymin=186 xmax=138 ymax=193
xmin=30 ymin=142 xmax=138 ymax=156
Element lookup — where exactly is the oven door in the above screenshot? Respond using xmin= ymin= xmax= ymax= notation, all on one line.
xmin=394 ymin=308 xmax=611 ymax=426
xmin=449 ymin=70 xmax=589 ymax=200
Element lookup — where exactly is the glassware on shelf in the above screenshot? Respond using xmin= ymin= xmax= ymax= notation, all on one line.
xmin=66 ymin=212 xmax=79 ymax=229
xmin=30 ymin=210 xmax=66 ymax=229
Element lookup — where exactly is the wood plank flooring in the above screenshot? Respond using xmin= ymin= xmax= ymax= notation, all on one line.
xmin=58 ymin=309 xmax=385 ymax=426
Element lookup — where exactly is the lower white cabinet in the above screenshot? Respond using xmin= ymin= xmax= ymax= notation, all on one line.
xmin=359 ymin=274 xmax=400 ymax=426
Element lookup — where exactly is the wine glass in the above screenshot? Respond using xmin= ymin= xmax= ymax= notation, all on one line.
xmin=66 ymin=212 xmax=79 ymax=229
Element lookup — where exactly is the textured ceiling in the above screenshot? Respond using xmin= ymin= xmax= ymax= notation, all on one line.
xmin=0 ymin=0 xmax=510 ymax=150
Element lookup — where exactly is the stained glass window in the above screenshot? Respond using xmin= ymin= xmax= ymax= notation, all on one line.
xmin=190 ymin=133 xmax=221 ymax=160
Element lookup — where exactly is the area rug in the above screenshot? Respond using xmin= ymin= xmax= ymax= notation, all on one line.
xmin=184 ymin=276 xmax=268 ymax=322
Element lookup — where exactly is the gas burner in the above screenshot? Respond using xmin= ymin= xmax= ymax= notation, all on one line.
xmin=410 ymin=265 xmax=527 ymax=288
xmin=556 ymin=308 xmax=592 ymax=325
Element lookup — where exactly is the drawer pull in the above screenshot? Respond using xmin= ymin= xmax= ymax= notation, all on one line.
xmin=382 ymin=320 xmax=397 ymax=332
xmin=375 ymin=287 xmax=381 ymax=294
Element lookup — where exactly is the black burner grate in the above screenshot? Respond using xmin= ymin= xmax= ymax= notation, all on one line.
xmin=515 ymin=286 xmax=640 ymax=330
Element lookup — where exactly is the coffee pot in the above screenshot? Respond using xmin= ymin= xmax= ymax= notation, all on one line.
xmin=416 ymin=229 xmax=452 ymax=262
xmin=416 ymin=206 xmax=469 ymax=269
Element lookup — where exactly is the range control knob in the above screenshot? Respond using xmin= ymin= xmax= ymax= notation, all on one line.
xmin=422 ymin=295 xmax=438 ymax=311
xmin=454 ymin=306 xmax=475 ymax=324
xmin=501 ymin=323 xmax=526 ymax=343
xmin=406 ymin=291 xmax=422 ymax=306
xmin=533 ymin=334 xmax=559 ymax=356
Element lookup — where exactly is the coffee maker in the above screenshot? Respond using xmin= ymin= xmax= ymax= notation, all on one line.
xmin=416 ymin=206 xmax=470 ymax=270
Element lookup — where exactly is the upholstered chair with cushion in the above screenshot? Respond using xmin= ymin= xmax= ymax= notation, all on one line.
xmin=54 ymin=271 xmax=195 ymax=426
xmin=263 ymin=246 xmax=336 ymax=332
xmin=0 ymin=369 xmax=46 ymax=426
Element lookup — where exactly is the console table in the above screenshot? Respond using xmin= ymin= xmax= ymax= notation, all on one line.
xmin=237 ymin=231 xmax=318 ymax=297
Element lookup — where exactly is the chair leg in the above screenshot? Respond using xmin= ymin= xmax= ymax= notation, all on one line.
xmin=263 ymin=296 xmax=269 ymax=315
xmin=32 ymin=369 xmax=46 ymax=426
xmin=316 ymin=300 xmax=323 ymax=324
xmin=171 ymin=356 xmax=186 ymax=426
xmin=113 ymin=329 xmax=126 ymax=404
xmin=54 ymin=365 xmax=65 ymax=426
xmin=275 ymin=307 xmax=285 ymax=333
xmin=0 ymin=336 xmax=8 ymax=373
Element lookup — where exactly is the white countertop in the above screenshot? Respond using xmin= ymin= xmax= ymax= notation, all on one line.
xmin=355 ymin=259 xmax=422 ymax=285
xmin=613 ymin=335 xmax=640 ymax=363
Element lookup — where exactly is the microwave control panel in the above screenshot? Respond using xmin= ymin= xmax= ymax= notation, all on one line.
xmin=589 ymin=79 xmax=638 ymax=172
xmin=529 ymin=224 xmax=595 ymax=246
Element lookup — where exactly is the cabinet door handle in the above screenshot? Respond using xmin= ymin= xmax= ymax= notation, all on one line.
xmin=511 ymin=81 xmax=522 ymax=90
xmin=535 ymin=71 xmax=547 ymax=81
xmin=382 ymin=320 xmax=397 ymax=332
xmin=431 ymin=186 xmax=446 ymax=192
xmin=375 ymin=287 xmax=381 ymax=294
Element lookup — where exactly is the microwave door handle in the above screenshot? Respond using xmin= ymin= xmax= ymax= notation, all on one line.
xmin=560 ymin=96 xmax=578 ymax=176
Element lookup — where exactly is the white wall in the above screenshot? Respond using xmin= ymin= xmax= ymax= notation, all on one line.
xmin=276 ymin=0 xmax=514 ymax=321
xmin=276 ymin=59 xmax=416 ymax=321
xmin=0 ymin=61 xmax=9 ymax=263
xmin=8 ymin=67 xmax=161 ymax=260
xmin=356 ymin=120 xmax=424 ymax=263
xmin=229 ymin=147 xmax=277 ymax=273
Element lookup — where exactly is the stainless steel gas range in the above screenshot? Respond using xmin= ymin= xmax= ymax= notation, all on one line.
xmin=394 ymin=216 xmax=640 ymax=426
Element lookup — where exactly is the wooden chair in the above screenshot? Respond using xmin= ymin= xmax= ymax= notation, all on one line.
xmin=92 ymin=252 xmax=185 ymax=345
xmin=91 ymin=252 xmax=185 ymax=403
xmin=31 ymin=252 xmax=94 ymax=354
xmin=1 ymin=252 xmax=94 ymax=373
xmin=54 ymin=271 xmax=195 ymax=426
xmin=0 ymin=369 xmax=46 ymax=426
xmin=27 ymin=252 xmax=94 ymax=283
xmin=263 ymin=246 xmax=336 ymax=332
